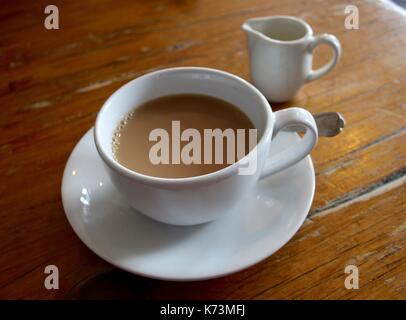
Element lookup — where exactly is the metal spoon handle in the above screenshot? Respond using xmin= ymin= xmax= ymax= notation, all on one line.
xmin=284 ymin=112 xmax=345 ymax=137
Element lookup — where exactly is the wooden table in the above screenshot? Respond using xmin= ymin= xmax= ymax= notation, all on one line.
xmin=1 ymin=0 xmax=405 ymax=300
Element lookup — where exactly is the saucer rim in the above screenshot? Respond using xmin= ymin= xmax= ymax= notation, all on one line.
xmin=61 ymin=128 xmax=315 ymax=281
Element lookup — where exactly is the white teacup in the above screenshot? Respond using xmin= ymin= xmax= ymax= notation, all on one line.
xmin=94 ymin=67 xmax=318 ymax=226
xmin=242 ymin=15 xmax=341 ymax=102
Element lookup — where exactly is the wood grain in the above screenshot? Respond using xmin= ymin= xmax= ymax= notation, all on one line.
xmin=0 ymin=0 xmax=405 ymax=299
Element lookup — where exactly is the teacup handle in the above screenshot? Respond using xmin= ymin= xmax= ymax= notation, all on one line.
xmin=305 ymin=34 xmax=341 ymax=82
xmin=260 ymin=107 xmax=318 ymax=179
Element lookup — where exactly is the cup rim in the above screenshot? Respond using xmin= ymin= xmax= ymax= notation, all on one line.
xmin=94 ymin=67 xmax=273 ymax=186
xmin=242 ymin=15 xmax=313 ymax=44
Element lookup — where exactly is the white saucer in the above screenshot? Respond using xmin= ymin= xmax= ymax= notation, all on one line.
xmin=62 ymin=129 xmax=315 ymax=281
